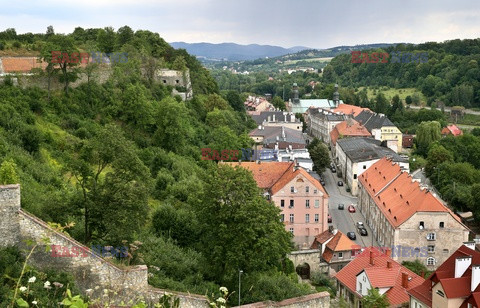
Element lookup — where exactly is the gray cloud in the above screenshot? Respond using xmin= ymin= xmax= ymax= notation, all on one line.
xmin=0 ymin=0 xmax=479 ymax=48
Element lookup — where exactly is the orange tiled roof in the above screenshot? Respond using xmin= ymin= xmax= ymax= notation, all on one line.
xmin=442 ymin=124 xmax=463 ymax=136
xmin=335 ymin=247 xmax=424 ymax=306
xmin=223 ymin=161 xmax=328 ymax=197
xmin=321 ymin=231 xmax=356 ymax=262
xmin=222 ymin=162 xmax=293 ymax=189
xmin=325 ymin=231 xmax=356 ymax=252
xmin=333 ymin=103 xmax=371 ymax=117
xmin=359 ymin=158 xmax=465 ymax=228
xmin=310 ymin=229 xmax=335 ymax=249
xmin=408 ymin=244 xmax=480 ymax=307
xmin=270 ymin=167 xmax=328 ymax=196
xmin=330 ymin=119 xmax=371 ymax=146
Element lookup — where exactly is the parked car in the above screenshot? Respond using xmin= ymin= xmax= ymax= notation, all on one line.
xmin=348 ymin=205 xmax=356 ymax=213
xmin=338 ymin=203 xmax=345 ymax=210
xmin=347 ymin=232 xmax=356 ymax=240
xmin=337 ymin=181 xmax=343 ymax=186
xmin=328 ymin=214 xmax=332 ymax=223
xmin=331 ymin=167 xmax=336 ymax=173
xmin=356 ymin=222 xmax=365 ymax=230
xmin=359 ymin=228 xmax=368 ymax=236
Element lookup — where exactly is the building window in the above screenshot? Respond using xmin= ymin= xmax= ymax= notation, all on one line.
xmin=290 ymin=200 xmax=294 ymax=208
xmin=305 ymin=214 xmax=310 ymax=223
xmin=439 ymin=222 xmax=444 ymax=228
xmin=363 ymin=165 xmax=367 ymax=169
xmin=315 ymin=200 xmax=319 ymax=208
xmin=354 ymin=174 xmax=357 ymax=179
xmin=306 ymin=186 xmax=309 ymax=193
xmin=289 ymin=228 xmax=294 ymax=234
xmin=443 ymin=249 xmax=449 ymax=253
xmin=427 ymin=233 xmax=436 ymax=241
xmin=338 ymin=252 xmax=343 ymax=258
xmin=436 ymin=290 xmax=445 ymax=297
xmin=428 ymin=245 xmax=435 ymax=253
xmin=306 ymin=200 xmax=310 ymax=208
xmin=358 ymin=282 xmax=362 ymax=293
xmin=291 ymin=186 xmax=295 ymax=193
xmin=289 ymin=214 xmax=294 ymax=223
xmin=315 ymin=214 xmax=319 ymax=222
xmin=419 ymin=221 xmax=424 ymax=229
xmin=281 ymin=200 xmax=285 ymax=207
xmin=314 ymin=189 xmax=318 ymax=194
xmin=427 ymin=257 xmax=436 ymax=266
xmin=280 ymin=214 xmax=284 ymax=222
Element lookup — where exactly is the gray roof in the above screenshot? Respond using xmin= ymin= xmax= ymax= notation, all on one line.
xmin=354 ymin=110 xmax=396 ymax=132
xmin=251 ymin=111 xmax=299 ymax=125
xmin=336 ymin=137 xmax=408 ymax=163
xmin=311 ymin=111 xmax=346 ymax=122
xmin=250 ymin=126 xmax=306 ymax=146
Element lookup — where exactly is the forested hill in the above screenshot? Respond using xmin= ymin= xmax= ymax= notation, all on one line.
xmin=322 ymin=38 xmax=480 ymax=107
xmin=0 ymin=26 xmax=310 ymax=305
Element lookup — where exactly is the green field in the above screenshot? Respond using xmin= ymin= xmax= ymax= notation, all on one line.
xmin=284 ymin=57 xmax=333 ymax=65
xmin=356 ymin=87 xmax=427 ymax=105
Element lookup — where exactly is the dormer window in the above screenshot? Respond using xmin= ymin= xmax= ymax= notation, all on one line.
xmin=306 ymin=186 xmax=310 ymax=193
xmin=419 ymin=221 xmax=424 ymax=229
xmin=291 ymin=186 xmax=295 ymax=193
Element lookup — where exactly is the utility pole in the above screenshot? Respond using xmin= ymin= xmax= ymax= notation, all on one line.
xmin=238 ymin=270 xmax=243 ymax=306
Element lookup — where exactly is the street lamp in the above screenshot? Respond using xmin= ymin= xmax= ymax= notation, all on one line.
xmin=238 ymin=270 xmax=243 ymax=306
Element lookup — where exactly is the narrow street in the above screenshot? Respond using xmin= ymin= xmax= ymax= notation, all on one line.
xmin=321 ymin=166 xmax=379 ymax=248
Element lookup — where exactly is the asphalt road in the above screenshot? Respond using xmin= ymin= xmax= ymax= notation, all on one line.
xmin=321 ymin=167 xmax=379 ymax=249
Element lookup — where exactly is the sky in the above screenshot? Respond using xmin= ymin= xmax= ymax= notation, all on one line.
xmin=1 ymin=0 xmax=479 ymax=49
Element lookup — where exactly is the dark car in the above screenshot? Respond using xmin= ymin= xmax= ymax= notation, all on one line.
xmin=347 ymin=232 xmax=356 ymax=240
xmin=337 ymin=181 xmax=343 ymax=186
xmin=338 ymin=203 xmax=345 ymax=210
xmin=331 ymin=167 xmax=336 ymax=173
xmin=328 ymin=214 xmax=332 ymax=223
xmin=359 ymin=228 xmax=368 ymax=236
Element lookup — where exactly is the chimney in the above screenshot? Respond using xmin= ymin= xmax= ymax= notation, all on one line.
xmin=387 ymin=261 xmax=392 ymax=269
xmin=402 ymin=273 xmax=409 ymax=289
xmin=455 ymin=256 xmax=472 ymax=278
xmin=369 ymin=250 xmax=374 ymax=265
xmin=385 ymin=248 xmax=391 ymax=258
xmin=472 ymin=265 xmax=480 ymax=292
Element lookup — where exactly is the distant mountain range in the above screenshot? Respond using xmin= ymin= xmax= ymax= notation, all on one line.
xmin=170 ymin=42 xmax=400 ymax=62
xmin=169 ymin=42 xmax=310 ymax=61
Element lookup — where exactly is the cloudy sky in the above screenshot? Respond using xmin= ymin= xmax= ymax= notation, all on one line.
xmin=1 ymin=0 xmax=479 ymax=48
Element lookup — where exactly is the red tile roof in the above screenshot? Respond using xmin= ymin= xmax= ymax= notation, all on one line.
xmin=311 ymin=229 xmax=335 ymax=249
xmin=223 ymin=161 xmax=293 ymax=189
xmin=223 ymin=162 xmax=328 ymax=197
xmin=333 ymin=103 xmax=371 ymax=117
xmin=442 ymin=124 xmax=463 ymax=136
xmin=408 ymin=245 xmax=480 ymax=307
xmin=359 ymin=158 xmax=466 ymax=228
xmin=330 ymin=119 xmax=371 ymax=146
xmin=335 ymin=247 xmax=424 ymax=306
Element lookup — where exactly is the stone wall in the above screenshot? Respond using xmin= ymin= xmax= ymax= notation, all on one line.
xmin=0 ymin=184 xmax=209 ymax=307
xmin=238 ymin=292 xmax=330 ymax=307
xmin=288 ymin=250 xmax=323 ymax=273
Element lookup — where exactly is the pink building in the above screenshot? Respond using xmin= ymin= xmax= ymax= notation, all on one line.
xmin=225 ymin=161 xmax=329 ymax=248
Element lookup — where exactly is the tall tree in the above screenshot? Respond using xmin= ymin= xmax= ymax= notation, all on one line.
xmin=195 ymin=164 xmax=291 ymax=283
xmin=49 ymin=35 xmax=79 ymax=94
xmin=308 ymin=140 xmax=331 ymax=173
xmin=374 ymin=93 xmax=389 ymax=114
xmin=96 ymin=27 xmax=116 ymax=54
xmin=66 ymin=124 xmax=151 ymax=244
xmin=415 ymin=121 xmax=441 ymax=156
